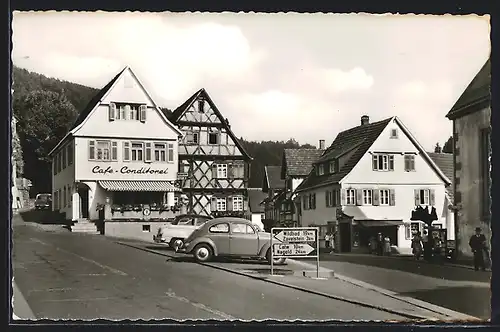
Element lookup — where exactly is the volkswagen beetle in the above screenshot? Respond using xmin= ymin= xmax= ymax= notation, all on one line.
xmin=181 ymin=217 xmax=286 ymax=265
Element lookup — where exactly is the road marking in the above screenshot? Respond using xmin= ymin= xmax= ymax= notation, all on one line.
xmin=77 ymin=273 xmax=107 ymax=277
xmin=29 ymin=237 xmax=128 ymax=276
xmin=28 ymin=287 xmax=75 ymax=294
xmin=41 ymin=297 xmax=121 ymax=303
xmin=164 ymin=290 xmax=236 ymax=320
xmin=53 ymin=247 xmax=128 ymax=276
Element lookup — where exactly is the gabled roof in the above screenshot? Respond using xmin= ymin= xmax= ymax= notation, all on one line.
xmin=296 ymin=118 xmax=391 ymax=192
xmin=446 ymin=58 xmax=491 ymax=120
xmin=247 ymin=188 xmax=267 ymax=213
xmin=281 ymin=149 xmax=324 ymax=178
xmin=296 ymin=116 xmax=451 ymax=193
xmin=167 ymin=88 xmax=252 ymax=160
xmin=428 ymin=152 xmax=454 ymax=203
xmin=263 ymin=165 xmax=285 ymax=191
xmin=49 ymin=66 xmax=182 ymax=156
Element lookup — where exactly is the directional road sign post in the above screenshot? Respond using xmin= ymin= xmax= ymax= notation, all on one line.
xmin=270 ymin=227 xmax=320 ymax=278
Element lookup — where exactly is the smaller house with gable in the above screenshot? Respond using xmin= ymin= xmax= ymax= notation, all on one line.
xmin=279 ymin=146 xmax=325 ymax=226
xmin=261 ymin=165 xmax=285 ymax=227
xmin=49 ymin=66 xmax=183 ymax=235
xmin=295 ymin=115 xmax=452 ymax=254
xmin=244 ymin=187 xmax=267 ymax=231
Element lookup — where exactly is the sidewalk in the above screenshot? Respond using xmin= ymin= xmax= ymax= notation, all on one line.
xmin=12 ymin=280 xmax=36 ymax=320
xmin=317 ymin=251 xmax=480 ymax=271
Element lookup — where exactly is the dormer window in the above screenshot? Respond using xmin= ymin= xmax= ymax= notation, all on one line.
xmin=318 ymin=164 xmax=325 ymax=176
xmin=329 ymin=161 xmax=336 ymax=173
xmin=390 ymin=128 xmax=398 ymax=139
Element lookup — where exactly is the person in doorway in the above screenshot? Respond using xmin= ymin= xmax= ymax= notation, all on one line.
xmin=330 ymin=232 xmax=336 ymax=253
xmin=324 ymin=232 xmax=332 ymax=253
xmin=377 ymin=233 xmax=384 ymax=256
xmin=469 ymin=227 xmax=487 ymax=271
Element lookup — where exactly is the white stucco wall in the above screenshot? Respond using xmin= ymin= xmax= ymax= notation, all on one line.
xmin=52 ymin=139 xmax=76 ymax=220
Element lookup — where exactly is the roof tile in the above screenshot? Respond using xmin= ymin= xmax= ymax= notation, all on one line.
xmin=265 ymin=165 xmax=285 ymax=190
xmin=283 ymin=149 xmax=324 ymax=177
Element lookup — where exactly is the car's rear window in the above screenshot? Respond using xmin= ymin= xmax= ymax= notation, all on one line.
xmin=36 ymin=194 xmax=51 ymax=200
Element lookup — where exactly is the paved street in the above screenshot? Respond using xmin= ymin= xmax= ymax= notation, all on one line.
xmin=13 ymin=217 xmax=409 ymax=321
xmin=299 ymin=254 xmax=491 ymax=320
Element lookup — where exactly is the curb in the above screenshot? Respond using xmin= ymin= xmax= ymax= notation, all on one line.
xmin=115 ymin=241 xmax=440 ymax=321
xmin=317 ymin=253 xmax=481 ymax=271
xmin=12 ymin=280 xmax=36 ymax=320
xmin=288 ymin=259 xmax=481 ymax=321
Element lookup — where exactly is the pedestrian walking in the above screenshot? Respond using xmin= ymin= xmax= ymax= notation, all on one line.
xmin=324 ymin=232 xmax=332 ymax=253
xmin=330 ymin=232 xmax=336 ymax=253
xmin=383 ymin=235 xmax=391 ymax=256
xmin=411 ymin=232 xmax=423 ymax=260
xmin=469 ymin=227 xmax=488 ymax=271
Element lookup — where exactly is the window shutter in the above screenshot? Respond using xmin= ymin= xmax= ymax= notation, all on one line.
xmin=312 ymin=193 xmax=316 ymax=209
xmin=210 ymin=196 xmax=217 ymax=212
xmin=389 ymin=189 xmax=396 ymax=206
xmin=389 ymin=155 xmax=394 ymax=171
xmin=88 ymin=140 xmax=96 ymax=160
xmin=139 ymin=105 xmax=147 ymax=122
xmin=228 ymin=163 xmax=234 ymax=179
xmin=111 ymin=142 xmax=118 ymax=161
xmin=168 ymin=143 xmax=174 ymax=162
xmin=109 ymin=103 xmax=116 ymax=121
xmin=211 ymin=163 xmax=218 ymax=179
xmin=356 ymin=189 xmax=363 ymax=206
xmin=303 ymin=196 xmax=307 ymax=209
xmin=145 ymin=142 xmax=152 ymax=162
xmin=372 ymin=155 xmax=378 ymax=170
xmin=238 ymin=163 xmax=245 ymax=178
xmin=227 ymin=196 xmax=233 ymax=211
xmin=429 ymin=189 xmax=436 ymax=206
xmin=325 ymin=191 xmax=329 ymax=207
xmin=404 ymin=156 xmax=408 ymax=171
xmin=123 ymin=142 xmax=130 ymax=162
xmin=340 ymin=189 xmax=346 ymax=206
xmin=414 ymin=189 xmax=420 ymax=206
xmin=373 ymin=190 xmax=380 ymax=206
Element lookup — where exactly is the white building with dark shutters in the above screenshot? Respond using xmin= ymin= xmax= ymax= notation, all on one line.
xmin=295 ymin=115 xmax=453 ymax=254
xmin=48 ymin=66 xmax=183 ymax=233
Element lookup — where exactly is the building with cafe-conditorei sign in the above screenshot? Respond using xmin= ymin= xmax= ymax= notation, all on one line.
xmin=48 ymin=66 xmax=183 ymax=237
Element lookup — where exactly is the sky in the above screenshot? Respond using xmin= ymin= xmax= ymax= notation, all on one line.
xmin=12 ymin=12 xmax=490 ymax=151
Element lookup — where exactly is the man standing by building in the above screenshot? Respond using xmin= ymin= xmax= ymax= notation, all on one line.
xmin=469 ymin=227 xmax=488 ymax=271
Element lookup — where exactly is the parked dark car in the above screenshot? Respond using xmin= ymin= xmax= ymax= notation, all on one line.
xmin=34 ymin=193 xmax=52 ymax=210
xmin=181 ymin=217 xmax=286 ymax=265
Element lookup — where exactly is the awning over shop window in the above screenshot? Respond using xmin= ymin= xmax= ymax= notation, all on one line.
xmin=98 ymin=180 xmax=180 ymax=192
xmin=359 ymin=220 xmax=404 ymax=227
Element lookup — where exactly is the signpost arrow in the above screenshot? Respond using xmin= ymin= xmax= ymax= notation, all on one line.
xmin=273 ymin=230 xmax=316 ymax=243
xmin=272 ymin=243 xmax=315 ymax=256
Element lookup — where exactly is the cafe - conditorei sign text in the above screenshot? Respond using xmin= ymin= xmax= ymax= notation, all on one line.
xmin=92 ymin=165 xmax=169 ymax=175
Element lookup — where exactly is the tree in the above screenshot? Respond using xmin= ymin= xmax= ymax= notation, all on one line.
xmin=14 ymin=90 xmax=78 ymax=194
xmin=442 ymin=136 xmax=453 ymax=153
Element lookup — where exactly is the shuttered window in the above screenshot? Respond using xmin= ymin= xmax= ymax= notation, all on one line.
xmin=88 ymin=140 xmax=96 ymax=160
xmin=123 ymin=142 xmax=130 ymax=161
xmin=168 ymin=143 xmax=174 ymax=162
xmin=145 ymin=143 xmax=152 ymax=162
xmin=414 ymin=189 xmax=435 ymax=206
xmin=109 ymin=103 xmax=116 ymax=121
xmin=111 ymin=142 xmax=118 ymax=161
xmin=139 ymin=105 xmax=147 ymax=122
xmin=404 ymin=154 xmax=416 ymax=171
xmin=67 ymin=144 xmax=73 ymax=166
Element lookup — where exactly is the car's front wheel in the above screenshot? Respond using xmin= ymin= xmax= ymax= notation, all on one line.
xmin=266 ymin=248 xmax=286 ymax=265
xmin=193 ymin=243 xmax=213 ymax=263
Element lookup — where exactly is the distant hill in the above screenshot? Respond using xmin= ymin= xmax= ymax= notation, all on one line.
xmin=12 ymin=66 xmax=98 ymax=113
xmin=11 ymin=66 xmax=315 ymax=191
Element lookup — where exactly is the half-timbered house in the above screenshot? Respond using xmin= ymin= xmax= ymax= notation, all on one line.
xmin=167 ymin=88 xmax=252 ymax=217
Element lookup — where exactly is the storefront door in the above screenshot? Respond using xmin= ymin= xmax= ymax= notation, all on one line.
xmin=79 ymin=188 xmax=89 ymax=219
xmin=339 ymin=222 xmax=352 ymax=252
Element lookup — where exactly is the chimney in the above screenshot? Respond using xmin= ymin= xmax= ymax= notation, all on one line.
xmin=319 ymin=139 xmax=325 ymax=150
xmin=361 ymin=115 xmax=370 ymax=126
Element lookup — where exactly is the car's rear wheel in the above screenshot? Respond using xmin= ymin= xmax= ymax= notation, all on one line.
xmin=169 ymin=238 xmax=184 ymax=252
xmin=266 ymin=248 xmax=286 ymax=265
xmin=193 ymin=244 xmax=213 ymax=263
